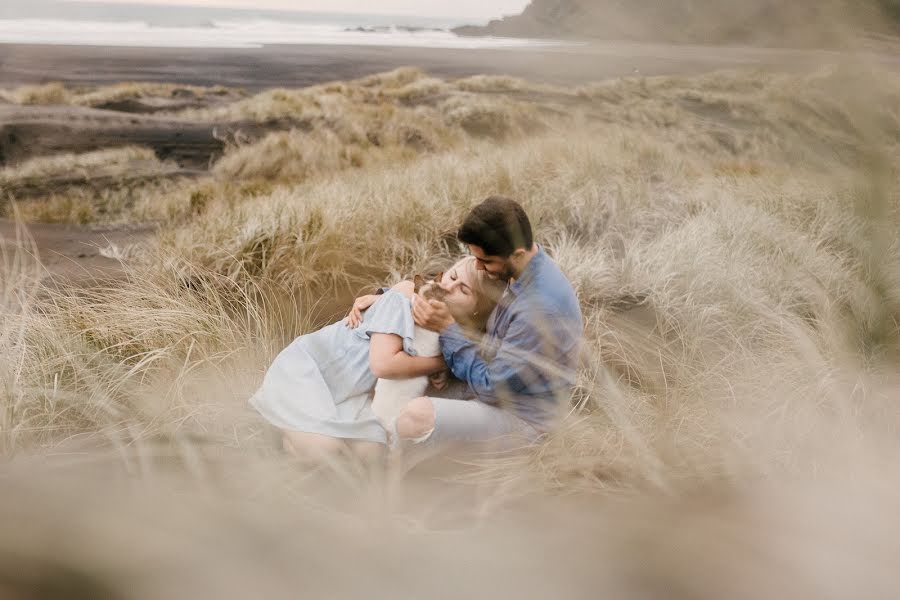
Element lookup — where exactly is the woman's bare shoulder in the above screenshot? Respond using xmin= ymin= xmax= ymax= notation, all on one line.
xmin=391 ymin=280 xmax=415 ymax=298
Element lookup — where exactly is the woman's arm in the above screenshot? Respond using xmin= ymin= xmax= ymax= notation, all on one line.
xmin=344 ymin=281 xmax=415 ymax=329
xmin=369 ymin=332 xmax=445 ymax=379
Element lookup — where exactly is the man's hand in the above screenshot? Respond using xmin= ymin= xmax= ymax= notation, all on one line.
xmin=412 ymin=293 xmax=455 ymax=333
xmin=343 ymin=294 xmax=380 ymax=328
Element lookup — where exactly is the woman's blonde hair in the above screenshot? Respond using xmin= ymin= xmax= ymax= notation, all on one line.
xmin=450 ymin=256 xmax=506 ymax=331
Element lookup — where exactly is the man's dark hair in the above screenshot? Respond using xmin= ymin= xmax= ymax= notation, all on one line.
xmin=457 ymin=196 xmax=534 ymax=258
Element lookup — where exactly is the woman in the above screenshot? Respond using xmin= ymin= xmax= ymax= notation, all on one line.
xmin=249 ymin=256 xmax=505 ymax=461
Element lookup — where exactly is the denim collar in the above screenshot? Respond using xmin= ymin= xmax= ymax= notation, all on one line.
xmin=508 ymin=245 xmax=546 ymax=297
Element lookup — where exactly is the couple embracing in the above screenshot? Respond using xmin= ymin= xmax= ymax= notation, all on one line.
xmin=250 ymin=196 xmax=583 ymax=462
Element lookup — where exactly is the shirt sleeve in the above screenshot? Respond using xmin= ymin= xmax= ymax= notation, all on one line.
xmin=439 ymin=310 xmax=567 ymax=406
xmin=360 ymin=289 xmax=417 ymax=356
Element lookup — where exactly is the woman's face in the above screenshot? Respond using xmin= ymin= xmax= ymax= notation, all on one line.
xmin=439 ymin=262 xmax=479 ymax=318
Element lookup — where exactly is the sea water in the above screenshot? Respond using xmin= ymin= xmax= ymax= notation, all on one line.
xmin=0 ymin=1 xmax=557 ymax=49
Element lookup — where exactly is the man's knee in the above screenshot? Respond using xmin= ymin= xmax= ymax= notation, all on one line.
xmin=396 ymin=397 xmax=435 ymax=439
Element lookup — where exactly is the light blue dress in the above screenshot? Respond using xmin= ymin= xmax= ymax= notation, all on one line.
xmin=249 ymin=289 xmax=417 ymax=444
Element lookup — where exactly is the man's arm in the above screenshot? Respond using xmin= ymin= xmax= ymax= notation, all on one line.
xmin=439 ymin=311 xmax=571 ymax=405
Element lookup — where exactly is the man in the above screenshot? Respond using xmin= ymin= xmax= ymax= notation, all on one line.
xmin=396 ymin=196 xmax=583 ymax=447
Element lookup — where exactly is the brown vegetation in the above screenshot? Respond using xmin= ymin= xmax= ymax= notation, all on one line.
xmin=1 ymin=60 xmax=899 ymax=597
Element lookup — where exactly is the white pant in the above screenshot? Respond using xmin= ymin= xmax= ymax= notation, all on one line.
xmin=410 ymin=397 xmax=544 ymax=451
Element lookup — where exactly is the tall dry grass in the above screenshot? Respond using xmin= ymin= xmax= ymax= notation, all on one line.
xmin=0 ymin=81 xmax=238 ymax=107
xmin=10 ymin=66 xmax=897 ymax=227
xmin=1 ymin=62 xmax=900 ymax=596
xmin=2 ymin=68 xmax=552 ymax=225
xmin=203 ymin=68 xmax=549 ymax=183
xmin=0 ymin=147 xmax=168 ymax=185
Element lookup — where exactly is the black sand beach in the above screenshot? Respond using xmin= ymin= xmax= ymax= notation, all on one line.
xmin=3 ymin=41 xmax=898 ymax=90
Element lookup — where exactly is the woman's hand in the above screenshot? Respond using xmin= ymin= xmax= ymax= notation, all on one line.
xmin=343 ymin=294 xmax=380 ymax=329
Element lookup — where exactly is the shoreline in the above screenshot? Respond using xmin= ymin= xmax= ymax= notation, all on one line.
xmin=4 ymin=41 xmax=897 ymax=91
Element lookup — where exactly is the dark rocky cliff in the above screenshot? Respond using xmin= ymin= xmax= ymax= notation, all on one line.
xmin=454 ymin=0 xmax=900 ymax=45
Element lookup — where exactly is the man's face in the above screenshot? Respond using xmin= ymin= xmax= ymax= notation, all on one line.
xmin=467 ymin=244 xmax=516 ymax=282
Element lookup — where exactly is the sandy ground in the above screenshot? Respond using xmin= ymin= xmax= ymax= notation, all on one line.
xmin=1 ymin=40 xmax=898 ymax=285
xmin=0 ymin=218 xmax=155 ymax=285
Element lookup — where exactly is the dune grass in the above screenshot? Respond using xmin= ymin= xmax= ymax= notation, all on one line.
xmin=199 ymin=68 xmax=550 ymax=183
xmin=0 ymin=81 xmax=238 ymax=107
xmin=3 ymin=64 xmax=899 ymax=471
xmin=0 ymin=147 xmax=194 ymax=225
xmin=0 ymin=147 xmax=167 ymax=185
xmin=10 ymin=65 xmax=898 ymax=227
xmin=6 ymin=88 xmax=899 ymax=476
xmin=1 ymin=62 xmax=900 ymax=596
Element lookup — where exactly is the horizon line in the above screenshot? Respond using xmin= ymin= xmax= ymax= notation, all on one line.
xmin=57 ymin=0 xmax=513 ymax=21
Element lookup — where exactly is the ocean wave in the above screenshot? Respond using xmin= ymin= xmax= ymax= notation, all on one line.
xmin=0 ymin=18 xmax=565 ymax=49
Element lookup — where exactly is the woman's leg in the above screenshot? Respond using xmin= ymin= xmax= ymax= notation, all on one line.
xmin=281 ymin=430 xmax=347 ymax=460
xmin=282 ymin=430 xmax=387 ymax=466
xmin=346 ymin=440 xmax=387 ymax=464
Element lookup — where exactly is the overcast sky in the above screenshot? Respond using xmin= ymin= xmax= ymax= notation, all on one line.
xmin=64 ymin=0 xmax=532 ymax=19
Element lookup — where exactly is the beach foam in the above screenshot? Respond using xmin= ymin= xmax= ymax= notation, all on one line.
xmin=0 ymin=18 xmax=565 ymax=49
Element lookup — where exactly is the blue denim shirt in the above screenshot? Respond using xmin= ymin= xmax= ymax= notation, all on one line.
xmin=439 ymin=246 xmax=583 ymax=430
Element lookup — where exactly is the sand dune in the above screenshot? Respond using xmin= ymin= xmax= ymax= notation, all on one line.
xmin=0 ymin=104 xmax=308 ymax=168
xmin=2 ymin=40 xmax=898 ymax=287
